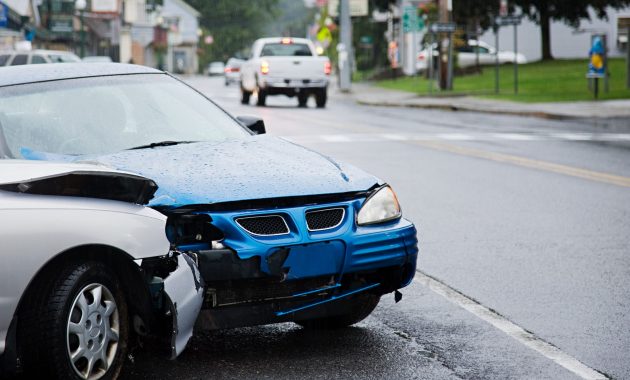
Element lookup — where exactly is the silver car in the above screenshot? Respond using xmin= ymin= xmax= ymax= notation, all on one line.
xmin=0 ymin=161 xmax=203 ymax=380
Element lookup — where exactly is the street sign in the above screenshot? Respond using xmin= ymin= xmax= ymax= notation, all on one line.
xmin=587 ymin=36 xmax=606 ymax=79
xmin=328 ymin=0 xmax=368 ymax=17
xmin=495 ymin=15 xmax=521 ymax=26
xmin=50 ymin=16 xmax=73 ymax=33
xmin=417 ymin=17 xmax=425 ymax=31
xmin=430 ymin=22 xmax=456 ymax=33
xmin=402 ymin=5 xmax=418 ymax=33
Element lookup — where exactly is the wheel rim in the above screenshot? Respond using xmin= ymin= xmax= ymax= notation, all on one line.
xmin=66 ymin=283 xmax=119 ymax=380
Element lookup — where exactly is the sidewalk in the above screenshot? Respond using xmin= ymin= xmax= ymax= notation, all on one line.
xmin=345 ymin=82 xmax=630 ymax=120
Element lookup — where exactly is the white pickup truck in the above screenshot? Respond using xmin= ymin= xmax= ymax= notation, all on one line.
xmin=240 ymin=37 xmax=331 ymax=108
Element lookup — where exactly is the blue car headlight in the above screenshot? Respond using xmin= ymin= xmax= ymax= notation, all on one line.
xmin=357 ymin=185 xmax=402 ymax=226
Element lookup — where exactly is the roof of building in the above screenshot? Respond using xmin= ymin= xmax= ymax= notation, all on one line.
xmin=0 ymin=63 xmax=162 ymax=87
xmin=165 ymin=0 xmax=201 ymax=18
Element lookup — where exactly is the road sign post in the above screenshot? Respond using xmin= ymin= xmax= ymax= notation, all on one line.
xmin=437 ymin=0 xmax=452 ymax=90
xmin=514 ymin=22 xmax=518 ymax=94
xmin=402 ymin=4 xmax=418 ymax=76
xmin=429 ymin=22 xmax=456 ymax=91
xmin=339 ymin=0 xmax=352 ymax=92
xmin=494 ymin=24 xmax=499 ymax=94
xmin=494 ymin=15 xmax=521 ymax=95
xmin=628 ymin=25 xmax=630 ymax=89
xmin=587 ymin=34 xmax=607 ymax=99
xmin=619 ymin=17 xmax=630 ymax=89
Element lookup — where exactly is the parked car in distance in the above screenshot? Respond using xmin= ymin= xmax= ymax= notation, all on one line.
xmin=416 ymin=39 xmax=527 ymax=71
xmin=82 ymin=55 xmax=113 ymax=63
xmin=224 ymin=57 xmax=244 ymax=86
xmin=0 ymin=160 xmax=203 ymax=380
xmin=0 ymin=64 xmax=418 ymax=354
xmin=0 ymin=49 xmax=81 ymax=67
xmin=240 ymin=37 xmax=331 ymax=107
xmin=207 ymin=61 xmax=225 ymax=76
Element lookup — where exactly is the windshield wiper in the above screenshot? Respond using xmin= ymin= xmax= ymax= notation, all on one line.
xmin=127 ymin=141 xmax=198 ymax=150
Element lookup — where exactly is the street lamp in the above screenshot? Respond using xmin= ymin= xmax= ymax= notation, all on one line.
xmin=75 ymin=0 xmax=87 ymax=58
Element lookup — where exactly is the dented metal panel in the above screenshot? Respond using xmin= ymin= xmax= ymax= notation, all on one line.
xmin=19 ymin=136 xmax=380 ymax=208
xmin=196 ymin=199 xmax=416 ymax=281
xmin=0 ymin=160 xmax=157 ymax=204
xmin=162 ymin=254 xmax=204 ymax=359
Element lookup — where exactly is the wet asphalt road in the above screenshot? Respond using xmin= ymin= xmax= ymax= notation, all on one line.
xmin=121 ymin=76 xmax=630 ymax=380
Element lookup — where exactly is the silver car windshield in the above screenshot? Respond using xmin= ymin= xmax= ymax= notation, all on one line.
xmin=0 ymin=74 xmax=249 ymax=157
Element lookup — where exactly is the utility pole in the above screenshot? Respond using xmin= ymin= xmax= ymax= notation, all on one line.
xmin=438 ymin=0 xmax=452 ymax=90
xmin=513 ymin=22 xmax=518 ymax=94
xmin=627 ymin=25 xmax=630 ymax=89
xmin=339 ymin=0 xmax=352 ymax=92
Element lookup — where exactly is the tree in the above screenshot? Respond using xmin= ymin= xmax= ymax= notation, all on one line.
xmin=265 ymin=0 xmax=317 ymax=37
xmin=184 ymin=0 xmax=280 ymax=67
xmin=514 ymin=0 xmax=630 ymax=60
xmin=452 ymin=0 xmax=500 ymax=35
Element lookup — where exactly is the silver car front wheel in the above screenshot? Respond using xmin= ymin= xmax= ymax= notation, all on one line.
xmin=67 ymin=283 xmax=120 ymax=380
xmin=19 ymin=261 xmax=128 ymax=380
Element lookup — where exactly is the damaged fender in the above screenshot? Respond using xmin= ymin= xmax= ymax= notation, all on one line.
xmin=162 ymin=253 xmax=204 ymax=359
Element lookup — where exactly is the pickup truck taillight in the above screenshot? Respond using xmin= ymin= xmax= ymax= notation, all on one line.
xmin=261 ymin=60 xmax=270 ymax=75
xmin=324 ymin=61 xmax=331 ymax=75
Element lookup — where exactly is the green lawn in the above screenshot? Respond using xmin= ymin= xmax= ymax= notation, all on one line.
xmin=375 ymin=58 xmax=630 ymax=102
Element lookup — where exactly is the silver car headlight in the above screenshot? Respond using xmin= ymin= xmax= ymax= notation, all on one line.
xmin=357 ymin=185 xmax=402 ymax=226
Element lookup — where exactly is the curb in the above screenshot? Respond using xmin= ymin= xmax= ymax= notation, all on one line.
xmin=355 ymin=99 xmax=574 ymax=120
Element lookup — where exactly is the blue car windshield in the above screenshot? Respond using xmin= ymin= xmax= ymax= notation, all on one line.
xmin=0 ymin=74 xmax=249 ymax=157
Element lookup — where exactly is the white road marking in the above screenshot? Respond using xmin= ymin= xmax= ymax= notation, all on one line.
xmin=492 ymin=133 xmax=541 ymax=141
xmin=591 ymin=133 xmax=630 ymax=141
xmin=415 ymin=271 xmax=608 ymax=380
xmin=551 ymin=133 xmax=596 ymax=141
xmin=435 ymin=133 xmax=476 ymax=140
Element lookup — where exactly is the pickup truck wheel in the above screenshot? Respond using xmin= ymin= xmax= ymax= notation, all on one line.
xmin=19 ymin=261 xmax=128 ymax=380
xmin=297 ymin=93 xmax=308 ymax=108
xmin=256 ymin=89 xmax=267 ymax=107
xmin=240 ymin=88 xmax=251 ymax=105
xmin=315 ymin=89 xmax=327 ymax=108
xmin=294 ymin=293 xmax=380 ymax=329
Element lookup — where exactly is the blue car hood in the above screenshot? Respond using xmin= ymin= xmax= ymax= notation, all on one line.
xmin=80 ymin=136 xmax=379 ymax=207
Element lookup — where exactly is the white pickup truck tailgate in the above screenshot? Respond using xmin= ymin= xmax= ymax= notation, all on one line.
xmin=262 ymin=56 xmax=328 ymax=80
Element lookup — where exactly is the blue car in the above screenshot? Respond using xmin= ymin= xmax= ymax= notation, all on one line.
xmin=0 ymin=64 xmax=417 ymax=341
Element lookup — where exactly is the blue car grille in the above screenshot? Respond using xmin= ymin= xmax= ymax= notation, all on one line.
xmin=305 ymin=208 xmax=345 ymax=231
xmin=235 ymin=215 xmax=289 ymax=236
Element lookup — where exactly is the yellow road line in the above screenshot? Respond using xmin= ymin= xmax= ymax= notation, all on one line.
xmin=413 ymin=141 xmax=630 ymax=188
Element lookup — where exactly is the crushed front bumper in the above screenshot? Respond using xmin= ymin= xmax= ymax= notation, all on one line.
xmin=184 ymin=198 xmax=418 ymax=328
xmin=141 ymin=252 xmax=204 ymax=358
